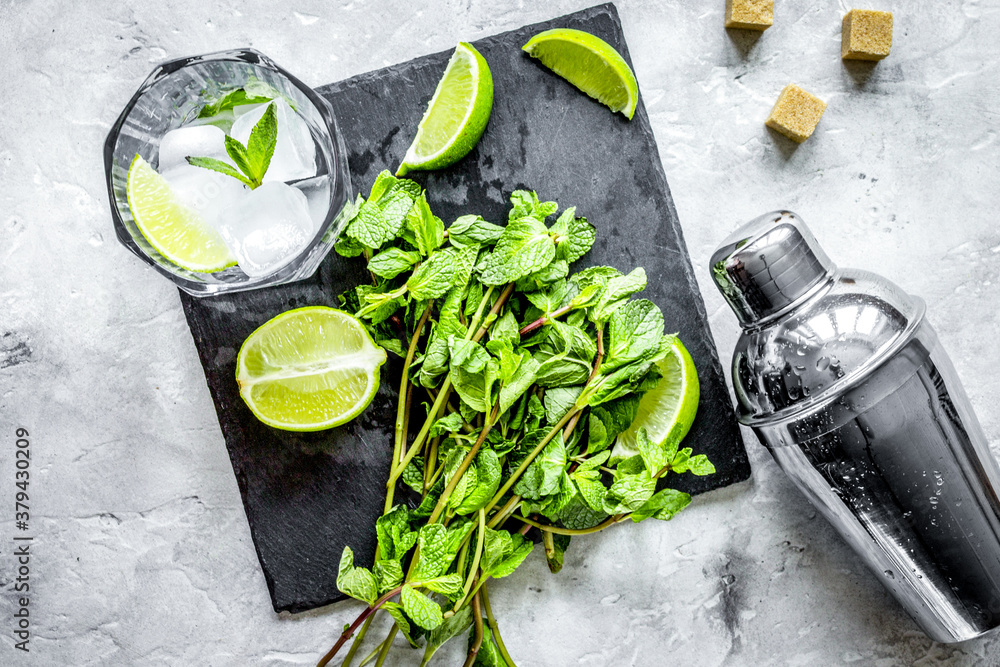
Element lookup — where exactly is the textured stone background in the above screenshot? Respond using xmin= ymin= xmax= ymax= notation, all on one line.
xmin=2 ymin=0 xmax=1000 ymax=665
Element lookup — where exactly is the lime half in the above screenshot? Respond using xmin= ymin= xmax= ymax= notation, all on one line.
xmin=236 ymin=307 xmax=387 ymax=431
xmin=611 ymin=337 xmax=699 ymax=463
xmin=125 ymin=154 xmax=236 ymax=273
xmin=523 ymin=28 xmax=639 ymax=120
xmin=396 ymin=42 xmax=493 ymax=176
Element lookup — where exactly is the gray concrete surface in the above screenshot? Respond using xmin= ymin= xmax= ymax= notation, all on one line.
xmin=2 ymin=0 xmax=1000 ymax=665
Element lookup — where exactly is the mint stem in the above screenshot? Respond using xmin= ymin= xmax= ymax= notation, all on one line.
xmin=427 ymin=403 xmax=500 ymax=525
xmin=341 ymin=615 xmax=375 ymax=667
xmin=481 ymin=586 xmax=517 ymax=667
xmin=463 ymin=591 xmax=485 ymax=667
xmin=481 ymin=408 xmax=579 ymax=516
xmin=317 ymin=586 xmax=404 ymax=667
xmin=385 ymin=301 xmax=433 ymax=514
xmin=518 ymin=302 xmax=574 ymax=337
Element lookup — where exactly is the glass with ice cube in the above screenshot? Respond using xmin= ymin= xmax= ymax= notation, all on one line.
xmin=104 ymin=49 xmax=350 ymax=295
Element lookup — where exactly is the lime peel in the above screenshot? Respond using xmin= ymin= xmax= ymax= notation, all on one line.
xmin=125 ymin=154 xmax=237 ymax=273
xmin=236 ymin=307 xmax=388 ymax=432
xmin=522 ymin=28 xmax=639 ymax=120
xmin=611 ymin=336 xmax=700 ymax=463
xmin=396 ymin=42 xmax=494 ymax=176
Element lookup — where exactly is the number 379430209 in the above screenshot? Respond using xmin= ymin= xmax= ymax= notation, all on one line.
xmin=15 ymin=428 xmax=29 ymax=516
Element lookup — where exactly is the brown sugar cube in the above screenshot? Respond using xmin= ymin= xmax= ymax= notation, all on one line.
xmin=725 ymin=0 xmax=773 ymax=31
xmin=765 ymin=84 xmax=827 ymax=144
xmin=842 ymin=9 xmax=893 ymax=61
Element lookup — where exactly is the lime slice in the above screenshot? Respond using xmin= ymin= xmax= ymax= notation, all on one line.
xmin=396 ymin=42 xmax=493 ymax=176
xmin=522 ymin=28 xmax=639 ymax=120
xmin=611 ymin=337 xmax=700 ymax=462
xmin=125 ymin=154 xmax=236 ymax=273
xmin=236 ymin=307 xmax=387 ymax=432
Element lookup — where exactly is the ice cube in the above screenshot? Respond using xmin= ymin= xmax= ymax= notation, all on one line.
xmin=161 ymin=164 xmax=249 ymax=227
xmin=158 ymin=124 xmax=231 ymax=172
xmin=230 ymin=98 xmax=316 ymax=183
xmin=215 ymin=181 xmax=315 ymax=277
xmin=291 ymin=174 xmax=332 ymax=232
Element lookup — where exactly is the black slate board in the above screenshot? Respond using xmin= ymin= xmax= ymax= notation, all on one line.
xmin=179 ymin=2 xmax=750 ymax=614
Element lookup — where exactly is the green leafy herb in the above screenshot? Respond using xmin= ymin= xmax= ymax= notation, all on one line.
xmin=187 ymin=101 xmax=278 ymax=189
xmin=318 ymin=179 xmax=713 ymax=667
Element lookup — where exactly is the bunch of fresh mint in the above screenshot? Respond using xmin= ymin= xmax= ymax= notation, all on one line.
xmin=320 ymin=172 xmax=714 ymax=667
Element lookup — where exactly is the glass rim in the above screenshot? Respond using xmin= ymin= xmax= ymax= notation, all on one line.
xmin=103 ymin=47 xmax=349 ymax=296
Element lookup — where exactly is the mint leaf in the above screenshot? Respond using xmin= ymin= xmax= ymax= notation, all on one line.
xmin=668 ymin=448 xmax=716 ymax=476
xmin=588 ymin=395 xmax=640 ymax=454
xmin=558 ymin=492 xmax=609 ymax=530
xmin=355 ymin=284 xmax=405 ymax=324
xmin=401 ymin=458 xmax=425 ymax=494
xmin=571 ymin=469 xmax=607 ymax=512
xmin=450 ymin=242 xmax=481 ymax=289
xmin=423 ymin=606 xmax=473 ymax=666
xmin=346 ymin=171 xmax=418 ymax=249
xmin=480 ymin=527 xmax=534 ymax=579
xmin=448 ymin=338 xmax=498 ymax=414
xmin=603 ymin=471 xmax=657 ymax=515
xmin=477 ymin=217 xmax=556 ymax=286
xmin=544 ymin=385 xmax=583 ymax=424
xmin=443 ymin=447 xmax=477 ymax=512
xmin=429 ymin=411 xmax=464 ymax=437
xmin=336 ymin=547 xmax=378 ymax=605
xmin=224 ymin=134 xmax=254 ymax=181
xmin=473 ymin=627 xmax=505 ymax=667
xmin=185 ymin=156 xmax=253 ymax=188
xmin=514 ymin=432 xmax=566 ymax=500
xmin=382 ymin=601 xmax=421 ymax=648
xmin=406 ymin=193 xmax=445 ymax=255
xmin=197 ymin=78 xmax=289 ymax=118
xmin=631 ymin=488 xmax=692 ymax=522
xmin=603 ymin=299 xmax=665 ymax=372
xmin=545 ymin=533 xmax=571 ymax=574
xmin=368 ymin=247 xmax=421 ymax=279
xmin=592 ymin=268 xmax=648 ymax=322
xmin=400 ymin=585 xmax=444 ymax=631
xmin=418 ymin=572 xmax=465 ymax=601
xmin=408 ymin=249 xmax=459 ymax=300
xmin=376 ymin=505 xmax=417 ymax=561
xmin=449 ymin=215 xmax=504 ymax=245
xmin=373 ymin=559 xmax=404 ymax=595
xmin=635 ymin=427 xmax=670 ymax=474
xmin=418 ymin=337 xmax=451 ymax=388
xmin=454 ymin=449 xmax=501 ymax=515
xmin=489 ymin=309 xmax=520 ymax=349
xmin=498 ymin=353 xmax=539 ymax=415
xmin=533 ymin=321 xmax=595 ymax=387
xmin=508 ymin=190 xmax=557 ymax=221
xmin=525 ymin=279 xmax=570 ymax=316
xmin=515 ymin=259 xmax=569 ymax=293
xmin=246 ymin=101 xmax=277 ymax=183
xmin=550 ymin=207 xmax=596 ymax=263
xmin=414 ymin=523 xmax=450 ymax=580
xmin=334 ymin=229 xmax=367 ymax=258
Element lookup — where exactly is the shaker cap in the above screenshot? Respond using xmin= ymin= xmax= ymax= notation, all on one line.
xmin=710 ymin=211 xmax=835 ymax=326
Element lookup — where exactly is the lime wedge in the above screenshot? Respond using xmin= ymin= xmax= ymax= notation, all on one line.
xmin=611 ymin=337 xmax=700 ymax=462
xmin=522 ymin=28 xmax=639 ymax=120
xmin=396 ymin=42 xmax=493 ymax=176
xmin=236 ymin=307 xmax=387 ymax=432
xmin=125 ymin=154 xmax=236 ymax=273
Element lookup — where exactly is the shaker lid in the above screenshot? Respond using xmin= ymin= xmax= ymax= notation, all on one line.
xmin=710 ymin=211 xmax=835 ymax=326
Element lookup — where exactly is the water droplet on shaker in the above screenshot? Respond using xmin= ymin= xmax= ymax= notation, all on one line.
xmin=884 ymin=570 xmax=895 ymax=579
xmin=816 ymin=357 xmax=830 ymax=371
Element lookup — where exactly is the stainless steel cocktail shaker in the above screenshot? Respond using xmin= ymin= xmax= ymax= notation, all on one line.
xmin=710 ymin=211 xmax=1000 ymax=643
